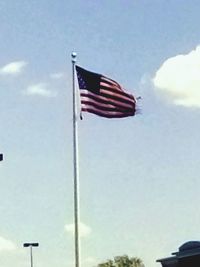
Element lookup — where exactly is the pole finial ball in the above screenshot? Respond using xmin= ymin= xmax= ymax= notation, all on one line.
xmin=71 ymin=52 xmax=77 ymax=58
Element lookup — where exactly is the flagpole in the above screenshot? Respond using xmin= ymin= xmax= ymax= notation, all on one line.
xmin=71 ymin=52 xmax=80 ymax=267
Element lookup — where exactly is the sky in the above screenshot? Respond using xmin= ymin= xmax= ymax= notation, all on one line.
xmin=1 ymin=1 xmax=200 ymax=267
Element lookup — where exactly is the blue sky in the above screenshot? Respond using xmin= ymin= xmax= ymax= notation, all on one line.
xmin=1 ymin=1 xmax=200 ymax=267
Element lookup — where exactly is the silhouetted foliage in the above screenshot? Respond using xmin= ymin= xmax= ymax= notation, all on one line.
xmin=97 ymin=255 xmax=145 ymax=267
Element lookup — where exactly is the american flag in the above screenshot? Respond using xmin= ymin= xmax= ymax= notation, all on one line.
xmin=75 ymin=66 xmax=137 ymax=118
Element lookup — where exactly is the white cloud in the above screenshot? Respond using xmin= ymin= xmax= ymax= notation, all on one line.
xmin=0 ymin=236 xmax=16 ymax=252
xmin=153 ymin=46 xmax=200 ymax=107
xmin=50 ymin=72 xmax=64 ymax=79
xmin=65 ymin=222 xmax=92 ymax=237
xmin=24 ymin=83 xmax=57 ymax=97
xmin=0 ymin=61 xmax=27 ymax=75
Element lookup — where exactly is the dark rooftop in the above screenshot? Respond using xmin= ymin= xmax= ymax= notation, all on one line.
xmin=157 ymin=241 xmax=200 ymax=264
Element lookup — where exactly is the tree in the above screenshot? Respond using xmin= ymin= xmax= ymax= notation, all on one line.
xmin=97 ymin=255 xmax=145 ymax=267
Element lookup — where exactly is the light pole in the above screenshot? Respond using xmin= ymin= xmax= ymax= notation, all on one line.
xmin=23 ymin=243 xmax=39 ymax=267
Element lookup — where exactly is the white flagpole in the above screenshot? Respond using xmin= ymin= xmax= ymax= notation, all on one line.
xmin=71 ymin=52 xmax=81 ymax=267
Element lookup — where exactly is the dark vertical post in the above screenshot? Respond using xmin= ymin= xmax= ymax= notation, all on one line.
xmin=30 ymin=246 xmax=33 ymax=267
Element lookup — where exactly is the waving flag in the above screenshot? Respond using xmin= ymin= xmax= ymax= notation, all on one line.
xmin=76 ymin=66 xmax=137 ymax=118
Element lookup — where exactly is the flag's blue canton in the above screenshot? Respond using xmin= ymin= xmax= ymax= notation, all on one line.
xmin=76 ymin=66 xmax=100 ymax=94
xmin=77 ymin=72 xmax=87 ymax=89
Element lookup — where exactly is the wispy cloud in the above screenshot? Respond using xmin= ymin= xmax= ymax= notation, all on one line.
xmin=50 ymin=72 xmax=64 ymax=79
xmin=0 ymin=61 xmax=27 ymax=75
xmin=153 ymin=46 xmax=200 ymax=108
xmin=24 ymin=83 xmax=57 ymax=97
xmin=0 ymin=236 xmax=16 ymax=252
xmin=65 ymin=222 xmax=92 ymax=238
